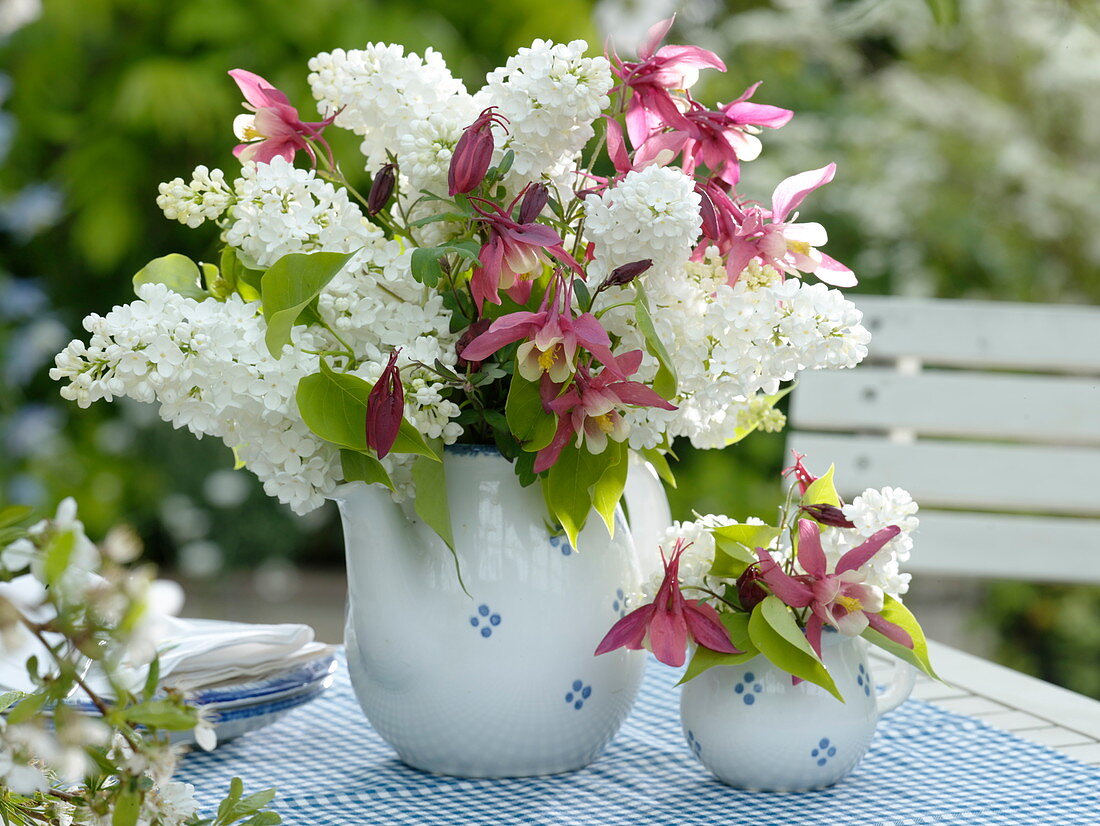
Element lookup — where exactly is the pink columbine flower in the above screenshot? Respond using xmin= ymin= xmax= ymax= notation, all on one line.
xmin=449 ymin=107 xmax=508 ymax=196
xmin=460 ymin=278 xmax=624 ymax=384
xmin=366 ymin=349 xmax=403 ymax=459
xmin=755 ymin=519 xmax=912 ymax=658
xmin=595 ymin=538 xmax=740 ymax=668
xmin=578 ymin=118 xmax=688 ymax=197
xmin=782 ymin=450 xmax=818 ymax=495
xmin=468 ymin=193 xmax=584 ymax=313
xmin=724 ymin=163 xmax=856 ymax=287
xmin=611 ymin=17 xmax=727 ymax=148
xmin=534 ymin=350 xmax=676 ymax=472
xmin=228 ymin=69 xmax=336 ymax=166
xmin=679 ymin=88 xmax=793 ymax=187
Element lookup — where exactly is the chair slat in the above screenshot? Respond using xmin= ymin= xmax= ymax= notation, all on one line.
xmin=855 ymin=295 xmax=1100 ymax=374
xmin=790 ymin=368 xmax=1100 ymax=445
xmin=903 ymin=511 xmax=1100 ymax=584
xmin=787 ymin=433 xmax=1100 ymax=516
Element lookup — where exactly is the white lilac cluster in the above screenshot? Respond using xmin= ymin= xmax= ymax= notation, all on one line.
xmin=223 ymin=157 xmax=381 ymax=268
xmin=307 ymin=44 xmax=471 ymax=170
xmin=600 ymin=251 xmax=870 ymax=449
xmin=482 ymin=39 xmax=614 ymax=183
xmin=49 ymin=285 xmax=339 ymax=514
xmin=584 ymin=165 xmax=703 ymax=282
xmin=823 ymin=486 xmax=920 ymax=597
xmin=156 ymin=165 xmax=234 ymax=228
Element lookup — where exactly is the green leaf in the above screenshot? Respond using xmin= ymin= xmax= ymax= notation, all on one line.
xmin=725 ymin=385 xmax=793 ymax=446
xmin=261 ymin=250 xmax=356 ymax=357
xmin=296 ymin=364 xmax=370 ymax=450
xmin=142 ymin=657 xmax=161 ymax=701
xmin=242 ymin=814 xmax=283 ymax=826
xmin=297 ymin=364 xmax=438 ymax=460
xmin=113 ymin=787 xmax=142 ymax=826
xmin=748 ymin=596 xmax=842 ymax=701
xmin=546 ymin=445 xmax=611 ymax=548
xmin=411 ymin=450 xmax=454 ymax=552
xmin=125 ymin=699 xmax=198 ymax=730
xmin=925 ymin=0 xmax=960 ymax=27
xmin=221 ymin=246 xmax=263 ymax=302
xmin=410 ymin=247 xmax=442 ymax=287
xmin=0 ymin=690 xmax=25 ymax=713
xmin=639 ymin=447 xmax=676 ymax=488
xmin=802 ymin=464 xmax=841 ymax=508
xmin=340 ymin=450 xmax=394 ymax=490
xmin=43 ymin=530 xmax=76 ymax=587
xmin=6 ymin=690 xmax=46 ymax=724
xmin=633 ymin=282 xmax=677 ymax=399
xmin=133 ymin=253 xmax=207 ymax=300
xmin=710 ymin=523 xmax=780 ymax=577
xmin=861 ymin=595 xmax=941 ymax=680
xmin=678 ymin=613 xmax=758 ymax=684
xmin=505 ymin=369 xmax=556 ymax=451
xmin=591 ymin=441 xmax=628 ymax=536
xmin=0 ymin=506 xmax=32 ymax=529
xmin=408 ymin=211 xmax=468 ymax=227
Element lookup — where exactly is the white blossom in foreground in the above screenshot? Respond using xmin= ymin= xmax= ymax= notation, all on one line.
xmin=50 ymin=284 xmax=337 ymax=514
xmin=307 ymin=44 xmax=471 ymax=168
xmin=483 ymin=39 xmax=614 ymax=182
xmin=828 ymin=486 xmax=920 ymax=597
xmin=599 ymin=253 xmax=871 ymax=449
xmin=156 ymin=166 xmax=234 ymax=228
xmin=584 ymin=164 xmax=702 ymax=281
xmin=224 ymin=157 xmax=381 ymax=268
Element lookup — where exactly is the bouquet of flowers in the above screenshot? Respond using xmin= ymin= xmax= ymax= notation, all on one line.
xmin=596 ymin=455 xmax=937 ymax=692
xmin=50 ymin=19 xmax=870 ymax=549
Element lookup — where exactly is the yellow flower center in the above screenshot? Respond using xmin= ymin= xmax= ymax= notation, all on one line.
xmin=593 ymin=413 xmax=616 ymax=434
xmin=538 ymin=345 xmax=558 ymax=371
xmin=835 ymin=594 xmax=863 ymax=614
xmin=787 ymin=239 xmax=812 ymax=256
xmin=241 ymin=124 xmax=263 ymax=141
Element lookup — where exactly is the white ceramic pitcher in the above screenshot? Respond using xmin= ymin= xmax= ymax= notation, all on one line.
xmin=679 ymin=632 xmax=915 ymax=791
xmin=334 ymin=444 xmax=646 ymax=778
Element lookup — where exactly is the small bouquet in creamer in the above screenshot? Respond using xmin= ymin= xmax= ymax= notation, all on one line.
xmin=596 ymin=455 xmax=938 ymax=695
xmin=50 ymin=18 xmax=870 ymax=550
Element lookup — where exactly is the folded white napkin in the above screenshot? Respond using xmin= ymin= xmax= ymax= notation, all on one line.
xmin=0 ymin=575 xmax=334 ymax=697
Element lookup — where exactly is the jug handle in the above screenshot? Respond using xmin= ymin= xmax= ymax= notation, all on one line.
xmin=876 ymin=657 xmax=917 ymax=715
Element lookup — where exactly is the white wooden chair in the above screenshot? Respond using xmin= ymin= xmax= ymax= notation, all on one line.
xmin=787 ymin=295 xmax=1100 ymax=585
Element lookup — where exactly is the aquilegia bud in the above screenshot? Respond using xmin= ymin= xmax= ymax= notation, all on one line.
xmin=517 ymin=183 xmax=550 ymax=224
xmin=800 ymin=503 xmax=856 ymax=528
xmin=601 ymin=259 xmax=652 ymax=290
xmin=736 ymin=564 xmax=768 ymax=612
xmin=697 ymin=186 xmax=720 ymax=240
xmin=367 ymin=163 xmax=396 ymax=215
xmin=456 ymin=319 xmax=492 ymax=373
xmin=448 ymin=107 xmax=507 ymax=197
xmin=366 ymin=348 xmax=404 ymax=459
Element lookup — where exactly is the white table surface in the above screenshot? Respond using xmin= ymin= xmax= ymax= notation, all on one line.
xmin=869 ymin=639 xmax=1100 ymax=767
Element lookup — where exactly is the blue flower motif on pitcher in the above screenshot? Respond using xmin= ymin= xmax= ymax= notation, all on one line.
xmin=811 ymin=737 xmax=837 ymax=767
xmin=733 ymin=672 xmax=763 ymax=705
xmin=856 ymin=663 xmax=872 ymax=697
xmin=549 ymin=533 xmax=571 ymax=556
xmin=469 ymin=604 xmax=502 ymax=637
xmin=565 ymin=679 xmax=592 ymax=710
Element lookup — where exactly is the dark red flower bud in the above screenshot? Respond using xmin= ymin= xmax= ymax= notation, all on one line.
xmin=696 ymin=186 xmax=720 ymax=240
xmin=517 ymin=183 xmax=550 ymax=224
xmin=366 ymin=348 xmax=404 ymax=458
xmin=448 ymin=107 xmax=507 ymax=197
xmin=367 ymin=163 xmax=396 ymax=215
xmin=800 ymin=503 xmax=855 ymax=528
xmin=601 ymin=259 xmax=652 ymax=290
xmin=736 ymin=564 xmax=768 ymax=612
xmin=456 ymin=319 xmax=492 ymax=372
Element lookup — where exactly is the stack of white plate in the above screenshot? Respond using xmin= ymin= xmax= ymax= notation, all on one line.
xmin=69 ymin=652 xmax=338 ymax=747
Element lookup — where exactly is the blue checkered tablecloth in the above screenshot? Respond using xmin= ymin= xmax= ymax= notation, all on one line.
xmin=177 ymin=650 xmax=1100 ymax=825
